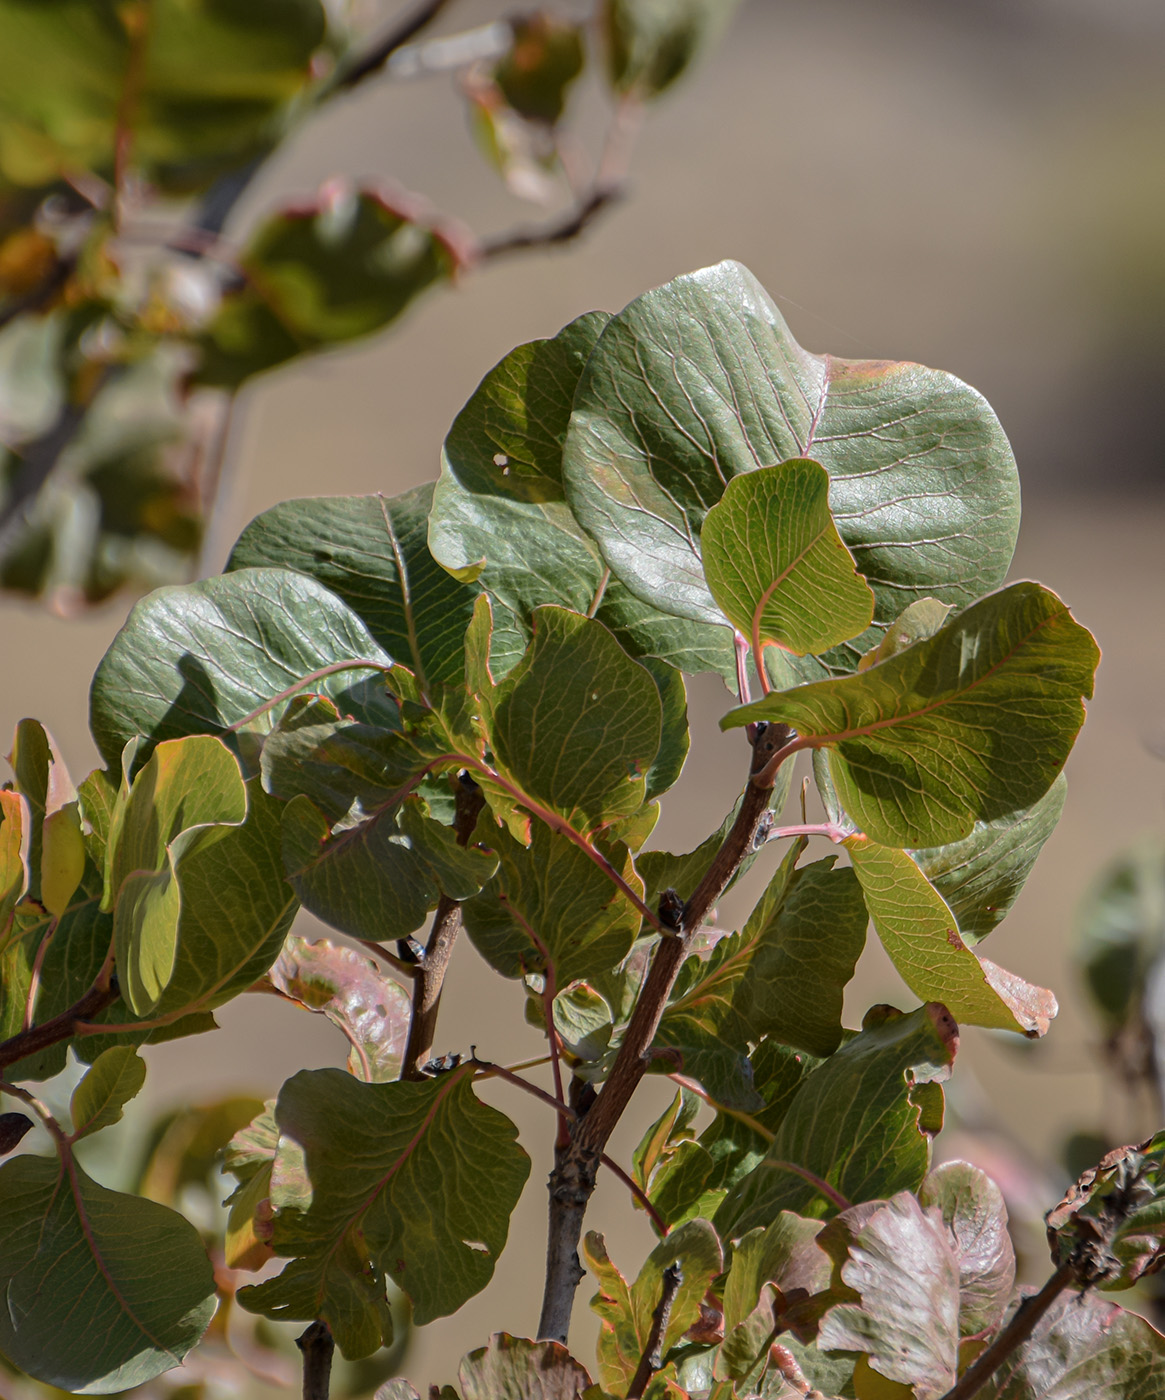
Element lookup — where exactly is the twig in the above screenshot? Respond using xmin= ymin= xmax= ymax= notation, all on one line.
xmin=331 ymin=0 xmax=455 ymax=92
xmin=401 ymin=776 xmax=484 ymax=1080
xmin=599 ymin=1152 xmax=668 ymax=1236
xmin=0 ymin=959 xmax=118 ymax=1074
xmin=937 ymin=1264 xmax=1076 ymax=1400
xmin=536 ymin=722 xmax=793 ymax=1343
xmin=627 ymin=1262 xmax=684 ymax=1400
xmin=296 ymin=1321 xmax=335 ymax=1400
xmin=219 ymin=660 xmax=393 ymax=733
xmin=478 ymin=185 xmax=623 ymax=260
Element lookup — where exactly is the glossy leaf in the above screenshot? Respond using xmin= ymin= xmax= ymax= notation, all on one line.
xmin=702 ymin=459 xmax=874 ymax=657
xmin=979 ymin=1290 xmax=1165 ymax=1399
xmin=430 ymin=312 xmax=735 ymax=679
xmin=848 ymin=838 xmax=1057 ymax=1036
xmin=585 ymin=1218 xmax=723 ymax=1394
xmin=282 ymin=792 xmax=496 ymax=943
xmin=919 ymin=1160 xmax=1015 ymax=1337
xmin=270 ymin=935 xmax=410 ymax=1082
xmin=725 ymin=582 xmax=1098 ymax=847
xmin=563 ymin=261 xmax=1020 ymax=668
xmin=69 ymin=1047 xmax=146 ymax=1141
xmin=0 ymin=1153 xmax=216 ymax=1391
xmin=489 ymin=606 xmax=662 ymax=834
xmin=90 ymin=566 xmax=391 ymax=768
xmin=817 ymin=1193 xmax=960 ymax=1399
xmin=0 ymin=0 xmax=326 ymax=191
xmin=105 ymin=735 xmax=247 ymax=1015
xmin=229 ymin=486 xmax=481 ymax=690
xmin=463 ymin=821 xmax=642 ymax=986
xmin=716 ymin=1005 xmax=958 ymax=1234
xmin=199 ymin=183 xmax=460 ymax=386
xmin=910 ymin=774 xmax=1067 ymax=944
xmin=459 ymin=1334 xmax=593 ymax=1400
xmin=603 ymin=0 xmax=743 ymax=98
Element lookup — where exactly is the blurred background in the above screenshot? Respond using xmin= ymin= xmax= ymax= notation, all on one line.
xmin=1 ymin=0 xmax=1163 ymax=1390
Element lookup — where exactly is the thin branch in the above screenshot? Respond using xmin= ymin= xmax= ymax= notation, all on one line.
xmin=599 ymin=1151 xmax=668 ymax=1236
xmin=586 ymin=568 xmax=611 ymax=619
xmin=0 ymin=954 xmax=118 ymax=1074
xmin=401 ymin=776 xmax=483 ymax=1080
xmin=734 ymin=630 xmax=752 ymax=706
xmin=0 ymin=1079 xmax=67 ymax=1146
xmin=23 ymin=917 xmax=58 ymax=1031
xmin=667 ymin=1072 xmax=774 ymax=1143
xmin=296 ymin=1320 xmax=335 ymax=1400
xmin=766 ymin=822 xmax=848 ymax=845
xmin=937 ymin=1265 xmax=1076 ymax=1400
xmin=627 ymin=1262 xmax=684 ymax=1400
xmin=478 ymin=185 xmax=623 ymax=260
xmin=331 ymin=0 xmax=456 ymax=92
xmin=220 ymin=660 xmax=392 ymax=733
xmin=112 ymin=0 xmax=153 ymax=229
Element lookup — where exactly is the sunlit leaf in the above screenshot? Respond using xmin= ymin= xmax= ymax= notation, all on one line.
xmin=459 ymin=1333 xmax=593 ymax=1400
xmin=919 ymin=1160 xmax=1015 ymax=1337
xmin=725 ymin=582 xmax=1098 ymax=847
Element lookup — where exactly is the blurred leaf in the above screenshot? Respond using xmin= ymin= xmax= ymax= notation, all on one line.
xmin=919 ymin=1160 xmax=1015 ymax=1337
xmin=271 ymin=934 xmax=410 ymax=1082
xmin=0 ymin=0 xmax=326 ymax=191
xmin=562 ymin=261 xmax=1020 ymax=672
xmin=702 ymin=459 xmax=874 ymax=657
xmin=105 ymin=734 xmax=247 ymax=1014
xmin=137 ymin=1094 xmax=264 ymax=1205
xmin=0 ymin=1152 xmax=216 ymax=1391
xmin=459 ymin=1334 xmax=593 ymax=1400
xmin=0 ymin=310 xmax=65 ymax=445
xmin=817 ymin=1193 xmax=960 ymax=1399
xmin=726 ymin=582 xmax=1098 ymax=848
xmin=495 ymin=14 xmax=586 ymax=125
xmin=229 ymin=485 xmax=481 ymax=690
xmin=222 ymin=1100 xmax=278 ymax=1271
xmin=89 ymin=566 xmax=391 ymax=768
xmin=910 ymin=774 xmax=1067 ymax=945
xmin=1075 ymin=837 xmax=1165 ymax=1035
xmin=430 ymin=311 xmax=735 ymax=680
xmin=238 ymin=1066 xmax=530 ymax=1359
xmin=282 ymin=791 xmax=496 ymax=943
xmin=847 ymin=838 xmax=1057 ymax=1036
xmin=603 ymin=0 xmax=743 ymax=99
xmin=978 ymin=1290 xmax=1165 ymax=1399
xmin=198 ymin=184 xmax=460 ymax=386
xmin=464 ymin=820 xmax=642 ymax=986
xmin=585 ymin=1219 xmax=723 ymax=1394
xmin=716 ymin=1005 xmax=958 ymax=1234
xmin=69 ymin=1046 xmax=146 ymax=1140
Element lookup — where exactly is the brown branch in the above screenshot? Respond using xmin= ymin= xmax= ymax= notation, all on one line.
xmin=332 ymin=0 xmax=456 ymax=92
xmin=536 ymin=722 xmax=792 ymax=1343
xmin=627 ymin=1262 xmax=684 ymax=1400
xmin=0 ymin=969 xmax=119 ymax=1074
xmin=938 ymin=1264 xmax=1076 ymax=1400
xmin=478 ymin=185 xmax=623 ymax=260
xmin=401 ymin=775 xmax=484 ymax=1080
xmin=296 ymin=1321 xmax=335 ymax=1400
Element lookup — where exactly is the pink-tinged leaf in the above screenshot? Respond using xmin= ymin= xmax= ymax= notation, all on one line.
xmin=459 ymin=1333 xmax=592 ymax=1400
xmin=919 ymin=1161 xmax=1015 ymax=1337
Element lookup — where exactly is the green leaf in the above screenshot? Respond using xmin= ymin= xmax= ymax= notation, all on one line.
xmin=702 ymin=460 xmax=874 ymax=658
xmin=489 ymin=606 xmax=662 ymax=834
xmin=105 ymin=735 xmax=247 ymax=1015
xmin=722 ymin=1210 xmax=829 ymax=1332
xmin=430 ymin=311 xmax=734 ymax=680
xmin=0 ymin=788 xmax=29 ymax=929
xmin=1074 ymin=837 xmax=1165 ymax=1036
xmin=979 ymin=1290 xmax=1165 ymax=1400
xmin=460 ymin=1334 xmax=593 ymax=1400
xmin=817 ymin=1192 xmax=960 ymax=1399
xmin=918 ymin=1161 xmax=1015 ymax=1337
xmin=910 ymin=774 xmax=1067 ymax=944
xmin=222 ymin=1100 xmax=279 ymax=1270
xmin=657 ymin=847 xmax=868 ymax=1085
xmin=270 ymin=935 xmax=410 ymax=1082
xmin=716 ymin=1005 xmax=958 ymax=1234
xmin=848 ymin=837 xmax=1057 ymax=1036
xmin=631 ymin=1091 xmax=723 ymax=1234
xmin=0 ymin=0 xmax=326 ymax=191
xmin=464 ymin=820 xmax=642 ymax=986
xmin=857 ymin=598 xmax=953 ymax=671
xmin=229 ymin=486 xmax=481 ymax=691
xmin=725 ymin=582 xmax=1098 ymax=847
xmin=0 ymin=1152 xmax=216 ymax=1391
xmin=282 ymin=791 xmax=496 ymax=944
xmin=238 ymin=1067 xmax=530 ymax=1359
xmin=69 ymin=1046 xmax=146 ymax=1140
xmin=7 ymin=717 xmax=75 ymax=908
xmin=562 ymin=261 xmax=1020 ymax=669
xmin=494 ymin=14 xmax=586 ymax=125
xmin=90 ymin=566 xmax=391 ymax=768
xmin=585 ymin=1218 xmax=724 ymax=1394
xmin=198 ymin=184 xmax=459 ymax=386
xmin=640 ymin=658 xmax=690 ymax=803
xmin=603 ymin=0 xmax=743 ymax=98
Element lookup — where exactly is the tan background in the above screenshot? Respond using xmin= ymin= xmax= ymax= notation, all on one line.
xmin=2 ymin=0 xmax=1163 ymax=1387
